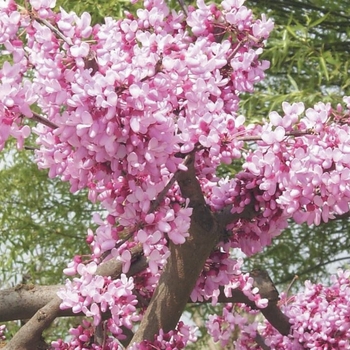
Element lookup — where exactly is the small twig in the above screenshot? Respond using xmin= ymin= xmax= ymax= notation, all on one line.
xmin=226 ymin=41 xmax=244 ymax=62
xmin=255 ymin=333 xmax=271 ymax=350
xmin=177 ymin=0 xmax=187 ymax=15
xmin=148 ymin=154 xmax=193 ymax=213
xmin=237 ymin=129 xmax=312 ymax=142
xmin=246 ymin=32 xmax=264 ymax=45
xmin=99 ymin=231 xmax=135 ymax=262
xmin=24 ymin=146 xmax=39 ymax=150
xmin=148 ymin=175 xmax=177 ymax=213
xmin=34 ymin=17 xmax=73 ymax=46
xmin=285 ymin=275 xmax=299 ymax=298
xmin=94 ymin=323 xmax=104 ymax=347
xmin=30 ymin=111 xmax=58 ymax=129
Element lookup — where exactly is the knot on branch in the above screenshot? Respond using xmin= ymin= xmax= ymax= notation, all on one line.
xmin=251 ymin=269 xmax=279 ymax=303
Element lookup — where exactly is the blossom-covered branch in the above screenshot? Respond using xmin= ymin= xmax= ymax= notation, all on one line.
xmin=2 ymin=0 xmax=350 ymax=349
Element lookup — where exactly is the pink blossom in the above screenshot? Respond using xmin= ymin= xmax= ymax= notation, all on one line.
xmin=0 ymin=324 xmax=6 ymax=341
xmin=129 ymin=321 xmax=197 ymax=350
xmin=4 ymin=1 xmax=350 ymax=349
xmin=30 ymin=0 xmax=56 ymax=10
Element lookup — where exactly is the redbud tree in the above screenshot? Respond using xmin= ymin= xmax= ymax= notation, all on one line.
xmin=1 ymin=0 xmax=350 ymax=349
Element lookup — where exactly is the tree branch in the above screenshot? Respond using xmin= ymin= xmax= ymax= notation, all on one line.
xmin=3 ymin=296 xmax=61 ymax=350
xmin=127 ymin=153 xmax=224 ymax=344
xmin=255 ymin=333 xmax=271 ymax=350
xmin=0 ymin=277 xmax=291 ymax=336
xmin=96 ymin=244 xmax=145 ymax=279
xmin=148 ymin=154 xmax=193 ymax=213
xmin=1 ymin=245 xmax=146 ymax=349
xmin=33 ymin=17 xmax=73 ymax=46
xmin=215 ymin=270 xmax=291 ymax=336
xmin=0 ymin=285 xmax=61 ymax=322
xmin=1 ymin=267 xmax=291 ymax=350
xmin=237 ymin=129 xmax=311 ymax=142
xmin=30 ymin=111 xmax=59 ymax=129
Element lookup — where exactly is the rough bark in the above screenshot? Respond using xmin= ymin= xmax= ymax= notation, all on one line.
xmin=129 ymin=154 xmax=223 ymax=345
xmin=0 ymin=272 xmax=291 ymax=343
xmin=2 ymin=244 xmax=146 ymax=349
xmin=0 ymin=285 xmax=61 ymax=322
xmin=3 ymin=296 xmax=61 ymax=350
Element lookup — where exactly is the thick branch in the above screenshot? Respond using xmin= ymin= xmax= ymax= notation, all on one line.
xmin=1 ymin=269 xmax=291 ymax=347
xmin=260 ymin=301 xmax=291 ymax=336
xmin=129 ymin=154 xmax=226 ymax=345
xmin=255 ymin=333 xmax=271 ymax=350
xmin=2 ymin=246 xmax=146 ymax=349
xmin=3 ymin=296 xmax=61 ymax=350
xmin=216 ymin=270 xmax=291 ymax=336
xmin=0 ymin=250 xmax=147 ymax=323
xmin=0 ymin=285 xmax=61 ymax=322
xmin=0 ymin=282 xmax=290 ymax=334
xmin=249 ymin=270 xmax=290 ymax=335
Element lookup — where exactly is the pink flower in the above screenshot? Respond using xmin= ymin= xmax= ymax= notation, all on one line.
xmin=30 ymin=0 xmax=56 ymax=10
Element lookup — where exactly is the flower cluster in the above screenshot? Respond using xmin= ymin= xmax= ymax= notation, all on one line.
xmin=52 ymin=321 xmax=196 ymax=350
xmin=58 ymin=262 xmax=140 ymax=337
xmin=4 ymin=0 xmax=350 ymax=349
xmin=1 ymin=0 xmax=274 ymax=262
xmin=197 ymin=98 xmax=350 ymax=255
xmin=26 ymin=0 xmax=273 ymax=257
xmin=190 ymin=250 xmax=268 ymax=308
xmin=281 ymin=270 xmax=350 ymax=349
xmin=0 ymin=1 xmax=275 ymax=344
xmin=51 ymin=319 xmax=122 ymax=350
xmin=128 ymin=321 xmax=197 ymax=350
xmin=207 ymin=304 xmax=259 ymax=347
xmin=0 ymin=10 xmax=34 ymax=151
xmin=226 ymin=270 xmax=350 ymax=349
xmin=202 ymin=172 xmax=287 ymax=255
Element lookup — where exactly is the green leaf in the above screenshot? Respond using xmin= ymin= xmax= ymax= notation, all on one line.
xmin=319 ymin=56 xmax=330 ymax=81
xmin=287 ymin=74 xmax=299 ymax=91
xmin=308 ymin=13 xmax=329 ymax=28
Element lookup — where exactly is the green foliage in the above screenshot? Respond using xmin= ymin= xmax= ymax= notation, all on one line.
xmin=243 ymin=0 xmax=350 ymax=118
xmin=0 ymin=139 xmax=97 ymax=287
xmin=0 ymin=139 xmax=101 ymax=341
xmin=246 ymin=218 xmax=350 ymax=291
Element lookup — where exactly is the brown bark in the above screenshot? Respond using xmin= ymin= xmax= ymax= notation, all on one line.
xmin=0 ymin=273 xmax=291 ymax=343
xmin=2 ymin=244 xmax=146 ymax=349
xmin=0 ymin=285 xmax=61 ymax=322
xmin=3 ymin=296 xmax=61 ymax=350
xmin=129 ymin=154 xmax=224 ymax=345
xmin=128 ymin=154 xmax=270 ymax=345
